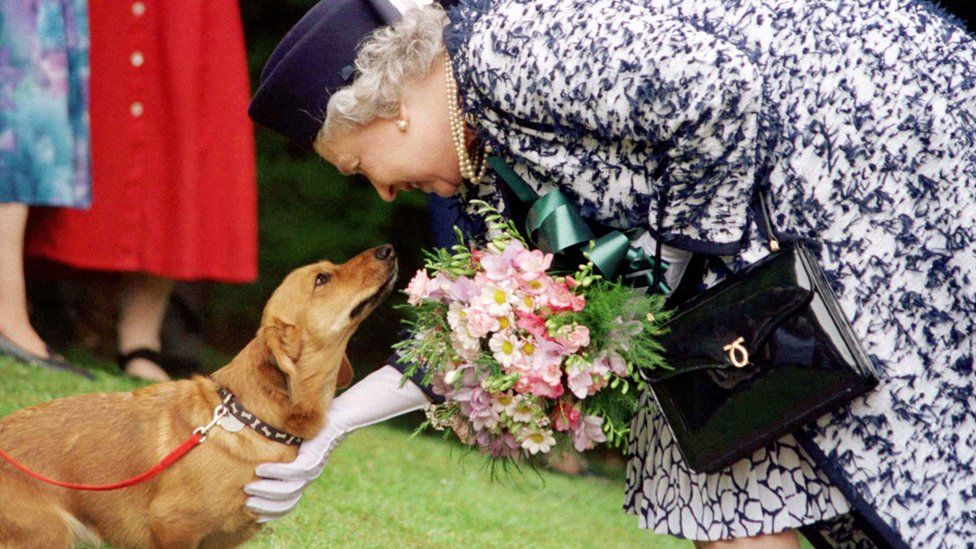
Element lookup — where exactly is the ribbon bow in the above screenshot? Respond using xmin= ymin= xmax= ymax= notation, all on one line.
xmin=488 ymin=157 xmax=669 ymax=293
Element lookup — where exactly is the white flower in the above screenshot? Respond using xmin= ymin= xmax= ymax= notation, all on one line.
xmin=451 ymin=331 xmax=481 ymax=362
xmin=509 ymin=395 xmax=536 ymax=423
xmin=447 ymin=301 xmax=468 ymax=332
xmin=488 ymin=331 xmax=522 ymax=368
xmin=478 ymin=281 xmax=519 ymax=317
xmin=443 ymin=368 xmax=461 ymax=385
xmin=519 ymin=426 xmax=556 ymax=455
xmin=491 ymin=391 xmax=516 ymax=414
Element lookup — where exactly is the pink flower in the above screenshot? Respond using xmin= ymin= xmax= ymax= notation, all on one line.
xmin=536 ymin=360 xmax=563 ymax=386
xmin=427 ymin=272 xmax=455 ymax=301
xmin=514 ymin=371 xmax=564 ymax=399
xmin=566 ymin=356 xmax=609 ymax=399
xmin=445 ymin=275 xmax=478 ymax=303
xmin=600 ymin=351 xmax=628 ymax=377
xmin=522 ymin=362 xmax=564 ymax=399
xmin=466 ymin=307 xmax=500 ymax=338
xmin=405 ymin=270 xmax=432 ymax=305
xmin=516 ymin=311 xmax=548 ymax=340
xmin=572 ymin=415 xmax=607 ymax=452
xmin=555 ymin=325 xmax=590 ymax=353
xmin=515 ymin=248 xmax=553 ymax=280
xmin=518 ymin=275 xmax=551 ymax=296
xmin=530 ymin=337 xmax=569 ymax=374
xmin=501 ymin=239 xmax=528 ymax=261
xmin=490 ymin=433 xmax=520 ymax=458
xmin=566 ymin=366 xmax=593 ymax=399
xmin=480 ymin=248 xmax=517 ymax=281
xmin=474 ymin=429 xmax=492 ymax=449
xmin=546 ymin=282 xmax=576 ymax=311
xmin=470 ymin=407 xmax=500 ymax=431
xmin=456 ymin=385 xmax=493 ymax=421
xmin=551 ymin=400 xmax=582 ymax=432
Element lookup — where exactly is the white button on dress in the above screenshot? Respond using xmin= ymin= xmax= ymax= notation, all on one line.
xmin=130 ymin=51 xmax=144 ymax=67
xmin=130 ymin=101 xmax=144 ymax=117
xmin=131 ymin=2 xmax=146 ymax=17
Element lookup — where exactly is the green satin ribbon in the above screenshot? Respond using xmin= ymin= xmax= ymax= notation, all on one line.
xmin=525 ymin=191 xmax=595 ymax=253
xmin=488 ymin=156 xmax=669 ymax=292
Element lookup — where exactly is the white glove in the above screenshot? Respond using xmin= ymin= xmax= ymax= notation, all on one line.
xmin=244 ymin=365 xmax=430 ymax=522
xmin=631 ymin=231 xmax=695 ymax=288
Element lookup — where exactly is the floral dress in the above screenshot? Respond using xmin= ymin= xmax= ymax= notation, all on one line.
xmin=439 ymin=0 xmax=976 ymax=545
xmin=0 ymin=0 xmax=90 ymax=207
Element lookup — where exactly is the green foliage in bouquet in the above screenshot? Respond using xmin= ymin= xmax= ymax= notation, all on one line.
xmin=547 ymin=274 xmax=672 ymax=448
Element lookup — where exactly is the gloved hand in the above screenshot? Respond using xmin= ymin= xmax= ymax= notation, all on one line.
xmin=244 ymin=365 xmax=430 ymax=522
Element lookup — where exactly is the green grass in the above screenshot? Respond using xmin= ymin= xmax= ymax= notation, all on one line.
xmin=0 ymin=356 xmax=690 ymax=548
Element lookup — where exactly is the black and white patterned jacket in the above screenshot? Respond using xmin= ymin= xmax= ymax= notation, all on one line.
xmin=441 ymin=0 xmax=976 ymax=546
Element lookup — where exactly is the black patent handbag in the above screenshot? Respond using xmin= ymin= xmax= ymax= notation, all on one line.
xmin=639 ymin=190 xmax=879 ymax=473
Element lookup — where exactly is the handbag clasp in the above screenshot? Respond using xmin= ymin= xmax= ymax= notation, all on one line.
xmin=722 ymin=337 xmax=750 ymax=368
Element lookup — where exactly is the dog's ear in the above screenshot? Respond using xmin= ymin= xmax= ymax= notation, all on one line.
xmin=262 ymin=319 xmax=305 ymax=403
xmin=337 ymin=354 xmax=354 ymax=389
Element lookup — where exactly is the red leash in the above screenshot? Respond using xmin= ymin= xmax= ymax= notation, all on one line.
xmin=0 ymin=433 xmax=203 ymax=491
xmin=0 ymin=404 xmax=227 ymax=492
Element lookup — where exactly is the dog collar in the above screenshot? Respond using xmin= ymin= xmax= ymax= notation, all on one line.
xmin=216 ymin=387 xmax=304 ymax=446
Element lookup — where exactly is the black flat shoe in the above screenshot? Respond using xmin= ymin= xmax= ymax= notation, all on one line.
xmin=0 ymin=333 xmax=94 ymax=380
xmin=117 ymin=348 xmax=200 ymax=380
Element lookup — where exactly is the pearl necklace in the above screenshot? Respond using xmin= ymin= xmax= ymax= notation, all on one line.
xmin=444 ymin=55 xmax=488 ymax=184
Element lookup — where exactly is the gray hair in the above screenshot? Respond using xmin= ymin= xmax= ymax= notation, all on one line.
xmin=319 ymin=4 xmax=448 ymax=141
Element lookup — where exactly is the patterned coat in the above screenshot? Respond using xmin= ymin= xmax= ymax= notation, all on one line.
xmin=440 ymin=0 xmax=976 ymax=545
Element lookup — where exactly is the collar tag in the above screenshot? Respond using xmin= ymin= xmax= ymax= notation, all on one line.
xmin=215 ymin=386 xmax=304 ymax=446
xmin=217 ymin=414 xmax=245 ymax=433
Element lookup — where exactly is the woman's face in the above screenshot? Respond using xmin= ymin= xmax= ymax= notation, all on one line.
xmin=315 ymin=53 xmax=464 ymax=202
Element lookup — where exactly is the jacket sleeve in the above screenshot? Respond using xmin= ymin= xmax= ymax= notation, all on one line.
xmin=384 ymin=195 xmax=473 ymax=405
xmin=454 ymin=0 xmax=764 ymax=251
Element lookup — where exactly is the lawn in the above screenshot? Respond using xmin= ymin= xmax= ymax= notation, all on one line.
xmin=0 ymin=355 xmax=691 ymax=548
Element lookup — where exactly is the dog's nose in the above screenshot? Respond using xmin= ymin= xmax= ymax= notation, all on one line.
xmin=374 ymin=244 xmax=395 ymax=261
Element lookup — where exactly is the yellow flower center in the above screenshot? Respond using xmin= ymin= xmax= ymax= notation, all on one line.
xmin=494 ymin=290 xmax=507 ymax=304
xmin=530 ymin=433 xmax=545 ymax=444
xmin=523 ymin=296 xmax=534 ymax=308
xmin=502 ymin=341 xmax=514 ymax=354
xmin=529 ymin=280 xmax=541 ymax=289
xmin=522 ymin=343 xmax=535 ymax=356
xmin=498 ymin=317 xmax=510 ymax=329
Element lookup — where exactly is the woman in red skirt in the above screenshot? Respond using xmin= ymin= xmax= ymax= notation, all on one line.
xmin=27 ymin=0 xmax=257 ymax=381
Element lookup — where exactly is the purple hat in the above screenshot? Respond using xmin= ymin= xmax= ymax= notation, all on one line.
xmin=249 ymin=0 xmax=454 ymax=144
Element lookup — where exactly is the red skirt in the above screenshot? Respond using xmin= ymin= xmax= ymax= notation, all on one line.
xmin=26 ymin=0 xmax=258 ymax=283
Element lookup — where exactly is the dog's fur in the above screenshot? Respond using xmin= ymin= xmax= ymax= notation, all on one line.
xmin=0 ymin=246 xmax=397 ymax=548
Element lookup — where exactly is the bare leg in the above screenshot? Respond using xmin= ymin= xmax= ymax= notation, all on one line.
xmin=695 ymin=530 xmax=801 ymax=549
xmin=0 ymin=203 xmax=48 ymax=356
xmin=118 ymin=273 xmax=174 ymax=382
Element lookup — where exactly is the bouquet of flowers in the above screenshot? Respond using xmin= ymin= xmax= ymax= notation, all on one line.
xmin=394 ymin=201 xmax=670 ymax=459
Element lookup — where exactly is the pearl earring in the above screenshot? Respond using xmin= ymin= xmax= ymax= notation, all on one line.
xmin=396 ymin=119 xmax=409 ymax=132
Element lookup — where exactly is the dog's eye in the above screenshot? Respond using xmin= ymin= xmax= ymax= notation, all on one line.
xmin=315 ymin=273 xmax=332 ymax=287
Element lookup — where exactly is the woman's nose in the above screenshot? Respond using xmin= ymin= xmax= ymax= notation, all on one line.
xmin=369 ymin=180 xmax=396 ymax=202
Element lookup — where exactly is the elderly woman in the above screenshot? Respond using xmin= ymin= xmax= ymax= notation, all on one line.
xmin=245 ymin=0 xmax=976 ymax=546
